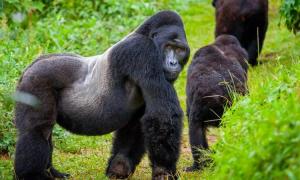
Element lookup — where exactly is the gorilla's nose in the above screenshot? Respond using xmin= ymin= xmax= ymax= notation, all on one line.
xmin=169 ymin=58 xmax=178 ymax=67
xmin=169 ymin=60 xmax=178 ymax=66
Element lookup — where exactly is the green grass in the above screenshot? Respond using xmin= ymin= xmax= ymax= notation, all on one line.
xmin=1 ymin=0 xmax=300 ymax=179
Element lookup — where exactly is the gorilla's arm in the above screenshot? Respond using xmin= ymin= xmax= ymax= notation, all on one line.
xmin=111 ymin=34 xmax=183 ymax=177
xmin=134 ymin=46 xmax=182 ymax=177
xmin=139 ymin=77 xmax=182 ymax=176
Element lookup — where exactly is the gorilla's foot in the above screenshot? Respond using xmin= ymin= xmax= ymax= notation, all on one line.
xmin=49 ymin=167 xmax=70 ymax=178
xmin=15 ymin=172 xmax=54 ymax=180
xmin=184 ymin=164 xmax=200 ymax=172
xmin=106 ymin=154 xmax=133 ymax=179
xmin=152 ymin=167 xmax=177 ymax=180
xmin=184 ymin=159 xmax=213 ymax=172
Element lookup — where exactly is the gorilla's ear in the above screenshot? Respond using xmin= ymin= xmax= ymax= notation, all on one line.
xmin=212 ymin=0 xmax=217 ymax=7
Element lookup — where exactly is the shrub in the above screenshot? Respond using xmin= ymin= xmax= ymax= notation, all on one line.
xmin=280 ymin=0 xmax=300 ymax=34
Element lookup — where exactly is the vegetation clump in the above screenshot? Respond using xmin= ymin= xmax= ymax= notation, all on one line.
xmin=280 ymin=0 xmax=300 ymax=34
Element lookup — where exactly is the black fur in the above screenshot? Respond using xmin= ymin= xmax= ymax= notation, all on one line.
xmin=185 ymin=35 xmax=248 ymax=171
xmin=14 ymin=11 xmax=189 ymax=180
xmin=213 ymin=0 xmax=268 ymax=65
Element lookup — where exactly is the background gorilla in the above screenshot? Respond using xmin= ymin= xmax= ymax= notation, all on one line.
xmin=14 ymin=11 xmax=190 ymax=180
xmin=212 ymin=0 xmax=268 ymax=65
xmin=185 ymin=35 xmax=248 ymax=171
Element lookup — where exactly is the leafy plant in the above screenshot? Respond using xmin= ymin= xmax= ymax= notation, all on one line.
xmin=280 ymin=0 xmax=300 ymax=34
xmin=0 ymin=0 xmax=46 ymax=28
xmin=205 ymin=60 xmax=300 ymax=179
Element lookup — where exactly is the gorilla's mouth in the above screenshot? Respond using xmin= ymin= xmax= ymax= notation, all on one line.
xmin=164 ymin=70 xmax=180 ymax=82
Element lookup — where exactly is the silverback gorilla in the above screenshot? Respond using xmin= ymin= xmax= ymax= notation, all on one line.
xmin=185 ymin=35 xmax=248 ymax=171
xmin=14 ymin=11 xmax=190 ymax=180
xmin=213 ymin=0 xmax=268 ymax=65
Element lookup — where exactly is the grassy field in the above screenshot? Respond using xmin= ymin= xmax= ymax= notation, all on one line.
xmin=1 ymin=0 xmax=300 ymax=179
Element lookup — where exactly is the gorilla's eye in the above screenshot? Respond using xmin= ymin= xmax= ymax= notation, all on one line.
xmin=165 ymin=45 xmax=173 ymax=50
xmin=175 ymin=48 xmax=184 ymax=54
xmin=169 ymin=33 xmax=178 ymax=40
xmin=151 ymin=32 xmax=158 ymax=38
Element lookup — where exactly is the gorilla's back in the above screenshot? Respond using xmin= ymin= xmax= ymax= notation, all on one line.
xmin=56 ymin=53 xmax=141 ymax=135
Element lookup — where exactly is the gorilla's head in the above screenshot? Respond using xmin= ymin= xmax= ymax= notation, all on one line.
xmin=215 ymin=34 xmax=249 ymax=70
xmin=215 ymin=34 xmax=241 ymax=46
xmin=136 ymin=11 xmax=190 ymax=82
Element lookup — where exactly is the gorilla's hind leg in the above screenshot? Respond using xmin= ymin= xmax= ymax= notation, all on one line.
xmin=106 ymin=111 xmax=145 ymax=179
xmin=48 ymin=133 xmax=70 ymax=178
xmin=185 ymin=122 xmax=210 ymax=172
xmin=14 ymin=131 xmax=53 ymax=180
xmin=185 ymin=104 xmax=212 ymax=172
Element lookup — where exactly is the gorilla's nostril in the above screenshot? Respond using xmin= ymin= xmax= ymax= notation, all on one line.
xmin=170 ymin=61 xmax=178 ymax=66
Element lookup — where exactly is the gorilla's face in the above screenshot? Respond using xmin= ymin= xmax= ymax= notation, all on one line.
xmin=151 ymin=25 xmax=190 ymax=82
